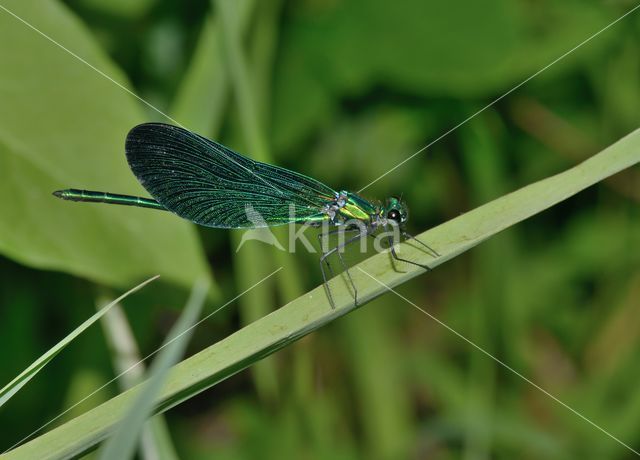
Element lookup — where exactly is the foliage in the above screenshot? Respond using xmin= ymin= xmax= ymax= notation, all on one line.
xmin=0 ymin=0 xmax=639 ymax=459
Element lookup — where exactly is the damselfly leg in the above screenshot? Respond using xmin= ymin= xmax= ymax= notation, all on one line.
xmin=402 ymin=231 xmax=440 ymax=258
xmin=318 ymin=227 xmax=368 ymax=308
xmin=385 ymin=227 xmax=439 ymax=271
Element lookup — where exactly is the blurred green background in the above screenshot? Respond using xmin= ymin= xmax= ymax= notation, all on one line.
xmin=1 ymin=0 xmax=640 ymax=458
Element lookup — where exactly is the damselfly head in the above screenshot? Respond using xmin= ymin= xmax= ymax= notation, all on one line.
xmin=383 ymin=196 xmax=409 ymax=225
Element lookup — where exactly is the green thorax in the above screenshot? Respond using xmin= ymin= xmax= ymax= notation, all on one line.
xmin=338 ymin=192 xmax=378 ymax=222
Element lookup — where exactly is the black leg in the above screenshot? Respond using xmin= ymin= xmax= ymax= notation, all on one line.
xmin=402 ymin=231 xmax=440 ymax=258
xmin=319 ymin=256 xmax=335 ymax=307
xmin=317 ymin=227 xmax=361 ymax=288
xmin=336 ymin=247 xmax=357 ymax=303
xmin=319 ymin=228 xmax=368 ymax=308
xmin=317 ymin=227 xmax=359 ymax=254
xmin=385 ymin=227 xmax=433 ymax=271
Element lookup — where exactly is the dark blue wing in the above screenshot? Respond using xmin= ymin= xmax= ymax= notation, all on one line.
xmin=125 ymin=123 xmax=336 ymax=228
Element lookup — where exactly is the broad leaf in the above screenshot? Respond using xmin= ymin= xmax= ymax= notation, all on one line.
xmin=0 ymin=0 xmax=211 ymax=288
xmin=272 ymin=0 xmax=613 ymax=150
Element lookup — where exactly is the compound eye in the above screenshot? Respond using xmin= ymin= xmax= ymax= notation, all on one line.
xmin=387 ymin=209 xmax=401 ymax=222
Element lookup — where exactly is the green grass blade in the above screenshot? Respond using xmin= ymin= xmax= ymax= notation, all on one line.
xmin=97 ymin=279 xmax=208 ymax=460
xmin=0 ymin=276 xmax=159 ymax=409
xmin=217 ymin=0 xmax=306 ymax=402
xmin=169 ymin=1 xmax=254 ymax=134
xmin=100 ymin=302 xmax=179 ymax=460
xmin=5 ymin=128 xmax=640 ymax=460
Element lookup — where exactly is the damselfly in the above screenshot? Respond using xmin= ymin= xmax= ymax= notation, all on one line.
xmin=54 ymin=123 xmax=438 ymax=306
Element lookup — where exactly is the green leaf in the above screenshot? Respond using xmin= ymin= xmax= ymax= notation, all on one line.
xmin=0 ymin=276 xmax=158 ymax=409
xmin=170 ymin=14 xmax=228 ymax=135
xmin=98 ymin=279 xmax=208 ymax=460
xmin=75 ymin=0 xmax=156 ymax=18
xmin=6 ymin=126 xmax=639 ymax=459
xmin=170 ymin=1 xmax=254 ymax=135
xmin=0 ymin=0 xmax=211 ymax=288
xmin=272 ymin=0 xmax=614 ymax=150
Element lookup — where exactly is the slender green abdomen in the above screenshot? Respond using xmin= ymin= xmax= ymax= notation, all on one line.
xmin=53 ymin=189 xmax=165 ymax=210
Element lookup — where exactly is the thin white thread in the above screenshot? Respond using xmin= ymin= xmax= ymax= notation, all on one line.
xmin=357 ymin=3 xmax=640 ymax=193
xmin=3 ymin=267 xmax=282 ymax=454
xmin=357 ymin=267 xmax=640 ymax=457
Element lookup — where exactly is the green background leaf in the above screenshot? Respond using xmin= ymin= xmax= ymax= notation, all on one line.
xmin=0 ymin=0 xmax=211 ymax=288
xmin=1 ymin=1 xmax=639 ymax=457
xmin=271 ymin=0 xmax=613 ymax=151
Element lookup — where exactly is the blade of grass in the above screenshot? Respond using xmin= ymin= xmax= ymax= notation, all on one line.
xmin=216 ymin=0 xmax=267 ymax=161
xmin=216 ymin=0 xmax=280 ymax=403
xmin=100 ymin=303 xmax=147 ymax=390
xmin=100 ymin=302 xmax=178 ymax=460
xmin=169 ymin=1 xmax=254 ymax=134
xmin=339 ymin=306 xmax=412 ymax=458
xmin=460 ymin=117 xmax=504 ymax=460
xmin=0 ymin=275 xmax=159 ymax=409
xmin=97 ymin=279 xmax=208 ymax=460
xmin=216 ymin=0 xmax=305 ymax=401
xmin=5 ymin=127 xmax=640 ymax=460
